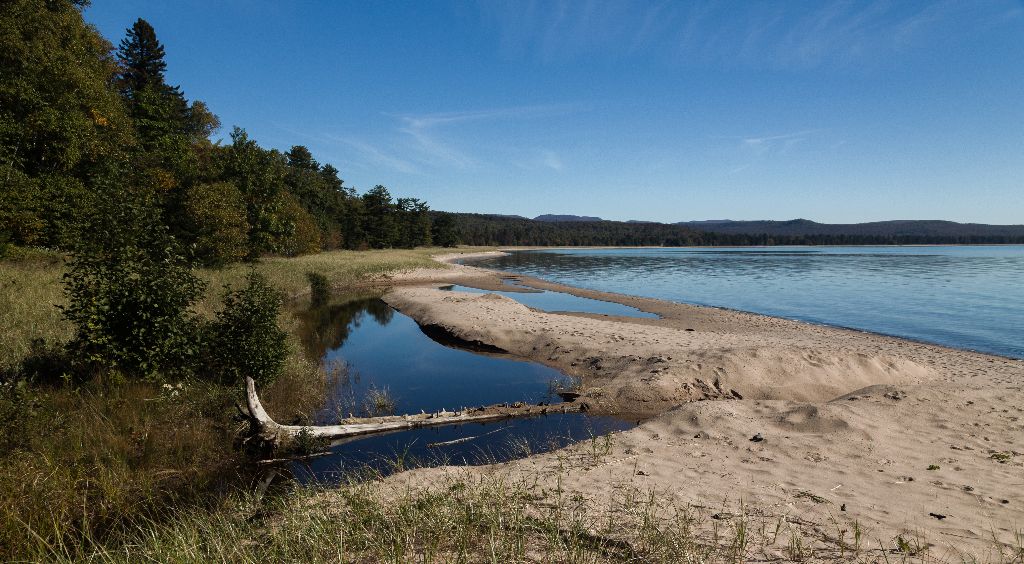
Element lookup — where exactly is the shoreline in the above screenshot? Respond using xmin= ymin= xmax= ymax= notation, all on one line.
xmin=369 ymin=250 xmax=1024 ymax=559
xmin=448 ymin=243 xmax=1024 ymax=252
xmin=444 ymin=249 xmax=1024 ymax=364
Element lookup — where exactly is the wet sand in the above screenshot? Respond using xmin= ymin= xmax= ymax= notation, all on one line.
xmin=376 ymin=252 xmax=1024 ymax=559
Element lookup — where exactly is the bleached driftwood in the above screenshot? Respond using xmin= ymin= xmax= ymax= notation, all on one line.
xmin=244 ymin=376 xmax=581 ymax=449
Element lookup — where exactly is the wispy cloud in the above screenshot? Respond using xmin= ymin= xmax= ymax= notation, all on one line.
xmin=477 ymin=0 xmax=1021 ymax=69
xmin=540 ymin=150 xmax=564 ymax=171
xmin=324 ymin=135 xmax=421 ymax=175
xmin=724 ymin=129 xmax=823 ymax=174
xmin=742 ymin=129 xmax=820 ymax=155
xmin=390 ymin=103 xmax=579 ymax=169
xmin=298 ymin=104 xmax=583 ymax=176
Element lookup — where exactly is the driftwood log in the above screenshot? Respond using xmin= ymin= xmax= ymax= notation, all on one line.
xmin=244 ymin=376 xmax=583 ymax=451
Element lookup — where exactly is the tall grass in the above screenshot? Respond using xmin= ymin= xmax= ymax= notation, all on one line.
xmin=0 ymin=252 xmax=70 ymax=373
xmin=26 ymin=469 xmax=958 ymax=563
xmin=0 ymin=247 xmax=489 ymax=560
xmin=1 ymin=247 xmax=487 ymax=373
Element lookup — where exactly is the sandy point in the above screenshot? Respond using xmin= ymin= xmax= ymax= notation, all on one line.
xmin=371 ymin=250 xmax=1024 ymax=560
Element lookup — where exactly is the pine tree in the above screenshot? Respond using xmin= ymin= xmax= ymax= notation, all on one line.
xmin=117 ymin=19 xmax=168 ymax=99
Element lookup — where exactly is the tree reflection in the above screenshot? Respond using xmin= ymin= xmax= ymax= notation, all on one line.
xmin=296 ymin=296 xmax=395 ymax=360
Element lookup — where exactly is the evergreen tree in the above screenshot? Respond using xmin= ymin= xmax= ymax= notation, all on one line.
xmin=430 ymin=213 xmax=460 ymax=247
xmin=361 ymin=185 xmax=397 ymax=248
xmin=116 ymin=19 xmax=168 ymax=99
xmin=285 ymin=145 xmax=318 ymax=171
xmin=116 ymin=17 xmax=217 ymax=192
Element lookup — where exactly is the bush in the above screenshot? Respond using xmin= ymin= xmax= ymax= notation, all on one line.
xmin=207 ymin=270 xmax=288 ymax=384
xmin=182 ymin=181 xmax=250 ymax=266
xmin=61 ymin=186 xmax=205 ymax=378
xmin=279 ymin=193 xmax=321 ymax=257
xmin=306 ymin=271 xmax=330 ymax=306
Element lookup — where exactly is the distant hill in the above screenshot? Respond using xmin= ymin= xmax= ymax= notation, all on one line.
xmin=683 ymin=219 xmax=737 ymax=225
xmin=533 ymin=214 xmax=603 ymax=222
xmin=437 ymin=212 xmax=1024 ymax=246
xmin=675 ymin=219 xmax=1024 ymax=239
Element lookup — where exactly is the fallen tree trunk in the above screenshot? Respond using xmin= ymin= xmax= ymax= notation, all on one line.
xmin=244 ymin=376 xmax=582 ymax=450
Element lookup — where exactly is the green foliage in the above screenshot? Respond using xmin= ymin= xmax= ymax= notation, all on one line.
xmin=222 ymin=128 xmax=290 ymax=256
xmin=60 ymin=182 xmax=205 ymax=377
xmin=116 ymin=17 xmax=218 ymax=196
xmin=0 ymin=0 xmax=135 ymax=247
xmin=279 ymin=193 xmax=322 ymax=257
xmin=447 ymin=212 xmax=1024 ymax=247
xmin=207 ymin=270 xmax=288 ymax=384
xmin=182 ymin=181 xmax=250 ymax=266
xmin=431 ymin=212 xmax=460 ymax=247
xmin=306 ymin=271 xmax=330 ymax=307
xmin=362 ymin=185 xmax=397 ymax=247
xmin=397 ymin=197 xmax=432 ymax=247
xmin=1 ymin=2 xmax=440 ymax=259
xmin=0 ymin=379 xmax=39 ymax=453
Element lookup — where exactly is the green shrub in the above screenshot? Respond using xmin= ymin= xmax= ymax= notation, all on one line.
xmin=182 ymin=181 xmax=250 ymax=266
xmin=61 ymin=187 xmax=205 ymax=378
xmin=208 ymin=270 xmax=288 ymax=384
xmin=279 ymin=193 xmax=321 ymax=257
xmin=306 ymin=271 xmax=330 ymax=306
xmin=0 ymin=379 xmax=38 ymax=453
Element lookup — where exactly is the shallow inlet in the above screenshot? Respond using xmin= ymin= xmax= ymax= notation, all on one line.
xmin=294 ymin=297 xmax=633 ymax=482
xmin=440 ymin=283 xmax=659 ymax=319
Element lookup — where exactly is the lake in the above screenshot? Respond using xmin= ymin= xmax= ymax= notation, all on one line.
xmin=294 ymin=297 xmax=634 ymax=482
xmin=467 ymin=246 xmax=1024 ymax=359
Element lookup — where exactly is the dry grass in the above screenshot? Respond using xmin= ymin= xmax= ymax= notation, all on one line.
xmin=30 ymin=470 xmax=1019 ymax=563
xmin=0 ymin=247 xmax=491 ymax=373
xmin=0 ymin=251 xmax=70 ymax=373
xmin=0 ymin=246 xmax=491 ymax=560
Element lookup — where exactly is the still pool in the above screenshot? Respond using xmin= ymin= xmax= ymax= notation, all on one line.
xmin=440 ymin=283 xmax=658 ymax=318
xmin=293 ymin=297 xmax=634 ymax=481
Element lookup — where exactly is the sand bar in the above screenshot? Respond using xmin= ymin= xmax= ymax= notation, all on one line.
xmin=373 ymin=252 xmax=1024 ymax=559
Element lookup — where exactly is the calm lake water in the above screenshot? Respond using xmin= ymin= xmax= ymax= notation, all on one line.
xmin=440 ymin=284 xmax=658 ymax=318
xmin=294 ymin=298 xmax=633 ymax=481
xmin=469 ymin=246 xmax=1024 ymax=359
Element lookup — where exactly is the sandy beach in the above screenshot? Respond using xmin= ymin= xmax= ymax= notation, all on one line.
xmin=372 ymin=251 xmax=1024 ymax=560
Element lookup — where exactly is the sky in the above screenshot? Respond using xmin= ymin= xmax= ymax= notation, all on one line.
xmin=83 ymin=1 xmax=1024 ymax=224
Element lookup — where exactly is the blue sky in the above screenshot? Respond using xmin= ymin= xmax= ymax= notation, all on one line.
xmin=84 ymin=1 xmax=1024 ymax=224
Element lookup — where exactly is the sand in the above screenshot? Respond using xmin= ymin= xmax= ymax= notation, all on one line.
xmin=376 ymin=252 xmax=1024 ymax=559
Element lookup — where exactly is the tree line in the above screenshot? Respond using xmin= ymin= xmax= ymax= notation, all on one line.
xmin=443 ymin=213 xmax=1024 ymax=246
xmin=1 ymin=1 xmax=456 ymax=265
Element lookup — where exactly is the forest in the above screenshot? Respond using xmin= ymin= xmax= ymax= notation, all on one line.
xmin=444 ymin=213 xmax=1024 ymax=246
xmin=0 ymin=0 xmax=453 ymax=265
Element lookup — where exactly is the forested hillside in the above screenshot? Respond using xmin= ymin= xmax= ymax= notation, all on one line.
xmin=676 ymin=219 xmax=1024 ymax=243
xmin=0 ymin=1 xmax=454 ymax=263
xmin=444 ymin=213 xmax=1024 ymax=246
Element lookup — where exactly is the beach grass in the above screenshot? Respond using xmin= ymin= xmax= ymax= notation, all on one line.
xmin=23 ymin=467 xmax=996 ymax=563
xmin=0 ymin=246 xmax=490 ymax=560
xmin=1 ymin=247 xmax=490 ymax=373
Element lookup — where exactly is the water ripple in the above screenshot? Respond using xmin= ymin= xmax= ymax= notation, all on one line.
xmin=473 ymin=246 xmax=1024 ymax=359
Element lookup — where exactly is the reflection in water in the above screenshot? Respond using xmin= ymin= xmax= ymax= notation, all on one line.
xmin=471 ymin=246 xmax=1024 ymax=359
xmin=295 ymin=294 xmax=394 ymax=361
xmin=294 ymin=413 xmax=626 ymax=482
xmin=295 ymin=297 xmax=634 ymax=482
